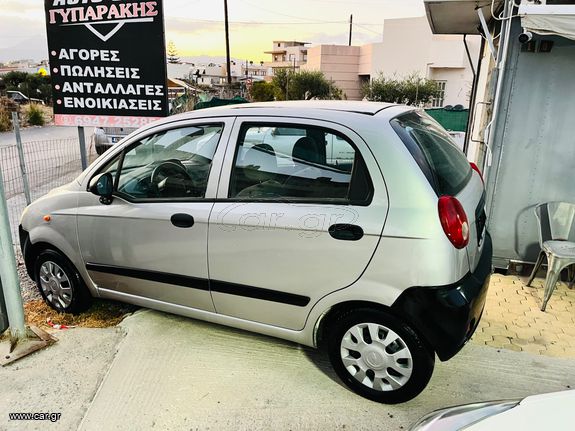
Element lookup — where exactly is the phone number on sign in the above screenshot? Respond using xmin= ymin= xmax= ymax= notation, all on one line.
xmin=54 ymin=114 xmax=163 ymax=128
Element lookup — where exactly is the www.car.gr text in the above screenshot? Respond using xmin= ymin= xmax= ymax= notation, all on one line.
xmin=8 ymin=412 xmax=61 ymax=423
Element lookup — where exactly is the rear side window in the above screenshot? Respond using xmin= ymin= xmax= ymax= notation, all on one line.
xmin=391 ymin=111 xmax=471 ymax=196
xmin=229 ymin=124 xmax=373 ymax=204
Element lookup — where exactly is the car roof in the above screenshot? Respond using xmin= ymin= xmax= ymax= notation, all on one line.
xmin=227 ymin=100 xmax=398 ymax=115
xmin=157 ymin=100 xmax=406 ymax=127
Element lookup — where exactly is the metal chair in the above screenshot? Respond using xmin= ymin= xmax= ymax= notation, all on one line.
xmin=526 ymin=202 xmax=575 ymax=311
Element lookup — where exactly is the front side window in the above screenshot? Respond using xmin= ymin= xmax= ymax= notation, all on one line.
xmin=229 ymin=124 xmax=372 ymax=204
xmin=110 ymin=124 xmax=222 ymax=200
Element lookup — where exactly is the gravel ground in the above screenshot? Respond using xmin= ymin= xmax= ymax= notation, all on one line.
xmin=15 ymin=250 xmax=40 ymax=302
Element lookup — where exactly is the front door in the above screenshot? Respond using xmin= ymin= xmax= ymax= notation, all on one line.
xmin=78 ymin=120 xmax=232 ymax=311
xmin=208 ymin=118 xmax=388 ymax=330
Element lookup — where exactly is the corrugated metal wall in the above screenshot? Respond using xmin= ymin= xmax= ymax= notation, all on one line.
xmin=485 ymin=20 xmax=575 ymax=267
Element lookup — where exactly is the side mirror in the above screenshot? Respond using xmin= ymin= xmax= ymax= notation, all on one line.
xmin=89 ymin=172 xmax=114 ymax=205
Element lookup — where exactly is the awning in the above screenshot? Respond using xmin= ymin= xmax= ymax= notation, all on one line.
xmin=424 ymin=0 xmax=503 ymax=34
xmin=520 ymin=5 xmax=575 ymax=41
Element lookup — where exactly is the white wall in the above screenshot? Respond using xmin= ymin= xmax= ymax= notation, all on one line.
xmin=429 ymin=68 xmax=473 ymax=107
xmin=376 ymin=16 xmax=480 ymax=108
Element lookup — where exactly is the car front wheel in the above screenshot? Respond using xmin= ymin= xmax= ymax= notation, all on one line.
xmin=34 ymin=249 xmax=92 ymax=314
xmin=327 ymin=308 xmax=434 ymax=404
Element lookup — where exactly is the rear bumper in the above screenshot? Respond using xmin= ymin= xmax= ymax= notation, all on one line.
xmin=392 ymin=232 xmax=493 ymax=361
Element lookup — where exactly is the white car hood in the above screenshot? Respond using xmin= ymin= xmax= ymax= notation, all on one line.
xmin=469 ymin=390 xmax=575 ymax=430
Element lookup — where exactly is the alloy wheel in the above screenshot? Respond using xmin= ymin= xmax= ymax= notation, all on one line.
xmin=39 ymin=261 xmax=73 ymax=310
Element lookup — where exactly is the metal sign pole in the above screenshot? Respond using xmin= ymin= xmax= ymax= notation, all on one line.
xmin=12 ymin=112 xmax=31 ymax=205
xmin=78 ymin=126 xmax=88 ymax=171
xmin=0 ymin=278 xmax=8 ymax=336
xmin=0 ymin=159 xmax=26 ymax=341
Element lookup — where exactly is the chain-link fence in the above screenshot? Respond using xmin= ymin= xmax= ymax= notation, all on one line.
xmin=1 ymin=137 xmax=97 ymax=244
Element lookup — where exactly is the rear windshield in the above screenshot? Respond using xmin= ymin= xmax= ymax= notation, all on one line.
xmin=391 ymin=110 xmax=471 ymax=196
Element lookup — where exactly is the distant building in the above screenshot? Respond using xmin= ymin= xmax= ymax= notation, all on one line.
xmin=240 ymin=61 xmax=268 ymax=81
xmin=264 ymin=41 xmax=309 ymax=76
xmin=303 ymin=45 xmax=366 ymax=101
xmin=0 ymin=59 xmax=49 ymax=76
xmin=166 ymin=61 xmax=243 ymax=86
xmin=267 ymin=17 xmax=479 ymax=105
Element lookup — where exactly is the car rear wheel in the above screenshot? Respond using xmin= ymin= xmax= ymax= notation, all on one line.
xmin=34 ymin=249 xmax=91 ymax=314
xmin=327 ymin=308 xmax=434 ymax=404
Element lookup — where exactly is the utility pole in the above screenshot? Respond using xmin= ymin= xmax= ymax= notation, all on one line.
xmin=349 ymin=14 xmax=353 ymax=46
xmin=224 ymin=0 xmax=232 ymax=87
xmin=286 ymin=69 xmax=289 ymax=101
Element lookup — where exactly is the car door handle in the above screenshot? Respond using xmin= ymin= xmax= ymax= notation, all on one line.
xmin=328 ymin=224 xmax=364 ymax=241
xmin=170 ymin=213 xmax=195 ymax=228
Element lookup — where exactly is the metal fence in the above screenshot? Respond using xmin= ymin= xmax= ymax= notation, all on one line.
xmin=1 ymin=137 xmax=97 ymax=244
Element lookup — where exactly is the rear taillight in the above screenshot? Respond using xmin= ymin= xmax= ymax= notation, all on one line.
xmin=470 ymin=162 xmax=484 ymax=184
xmin=438 ymin=196 xmax=469 ymax=249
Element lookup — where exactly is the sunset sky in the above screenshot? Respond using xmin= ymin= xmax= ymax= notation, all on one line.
xmin=1 ymin=0 xmax=424 ymax=62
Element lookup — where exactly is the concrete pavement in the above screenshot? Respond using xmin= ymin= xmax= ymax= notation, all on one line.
xmin=0 ymin=327 xmax=122 ymax=431
xmin=3 ymin=308 xmax=572 ymax=431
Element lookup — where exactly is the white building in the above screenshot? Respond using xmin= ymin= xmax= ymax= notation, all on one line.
xmin=281 ymin=17 xmax=480 ymax=105
xmin=166 ymin=61 xmax=243 ymax=86
xmin=264 ymin=41 xmax=309 ymax=76
xmin=375 ymin=16 xmax=480 ymax=108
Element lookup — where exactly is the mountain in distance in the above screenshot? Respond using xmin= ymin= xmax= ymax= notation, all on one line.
xmin=179 ymin=56 xmax=247 ymax=65
xmin=0 ymin=35 xmax=49 ymax=63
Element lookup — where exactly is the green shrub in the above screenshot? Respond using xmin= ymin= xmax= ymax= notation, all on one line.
xmin=25 ymin=103 xmax=45 ymax=126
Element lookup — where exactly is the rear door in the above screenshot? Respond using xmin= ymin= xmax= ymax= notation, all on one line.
xmin=208 ymin=117 xmax=388 ymax=330
xmin=391 ymin=111 xmax=485 ymax=273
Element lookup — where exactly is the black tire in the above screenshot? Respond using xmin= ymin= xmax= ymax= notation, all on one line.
xmin=34 ymin=249 xmax=92 ymax=314
xmin=327 ymin=308 xmax=434 ymax=404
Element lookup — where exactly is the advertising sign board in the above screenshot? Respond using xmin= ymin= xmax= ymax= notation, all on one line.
xmin=44 ymin=0 xmax=168 ymax=128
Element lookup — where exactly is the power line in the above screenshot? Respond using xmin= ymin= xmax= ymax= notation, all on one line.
xmin=354 ymin=23 xmax=383 ymax=36
xmin=238 ymin=0 xmax=344 ymax=24
xmin=166 ymin=17 xmax=349 ymax=25
xmin=166 ymin=16 xmax=386 ymax=28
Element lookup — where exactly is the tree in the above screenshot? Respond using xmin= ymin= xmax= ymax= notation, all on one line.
xmin=167 ymin=41 xmax=180 ymax=64
xmin=249 ymin=81 xmax=275 ymax=102
xmin=271 ymin=68 xmax=290 ymax=101
xmin=3 ymin=71 xmax=52 ymax=104
xmin=271 ymin=69 xmax=342 ymax=101
xmin=362 ymin=73 xmax=440 ymax=106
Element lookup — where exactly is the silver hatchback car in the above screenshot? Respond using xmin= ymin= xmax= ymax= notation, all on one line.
xmin=20 ymin=101 xmax=491 ymax=403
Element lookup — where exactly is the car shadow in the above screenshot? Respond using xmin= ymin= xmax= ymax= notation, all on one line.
xmin=302 ymin=345 xmax=348 ymax=390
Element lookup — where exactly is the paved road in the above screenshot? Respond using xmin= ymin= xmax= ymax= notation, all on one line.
xmin=0 ymin=126 xmax=94 ymax=147
xmin=3 ymin=309 xmax=574 ymax=431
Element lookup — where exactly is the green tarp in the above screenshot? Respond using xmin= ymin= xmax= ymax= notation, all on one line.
xmin=425 ymin=108 xmax=469 ymax=132
xmin=194 ymin=96 xmax=249 ymax=111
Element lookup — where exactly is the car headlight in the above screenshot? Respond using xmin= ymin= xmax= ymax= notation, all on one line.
xmin=409 ymin=400 xmax=519 ymax=431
